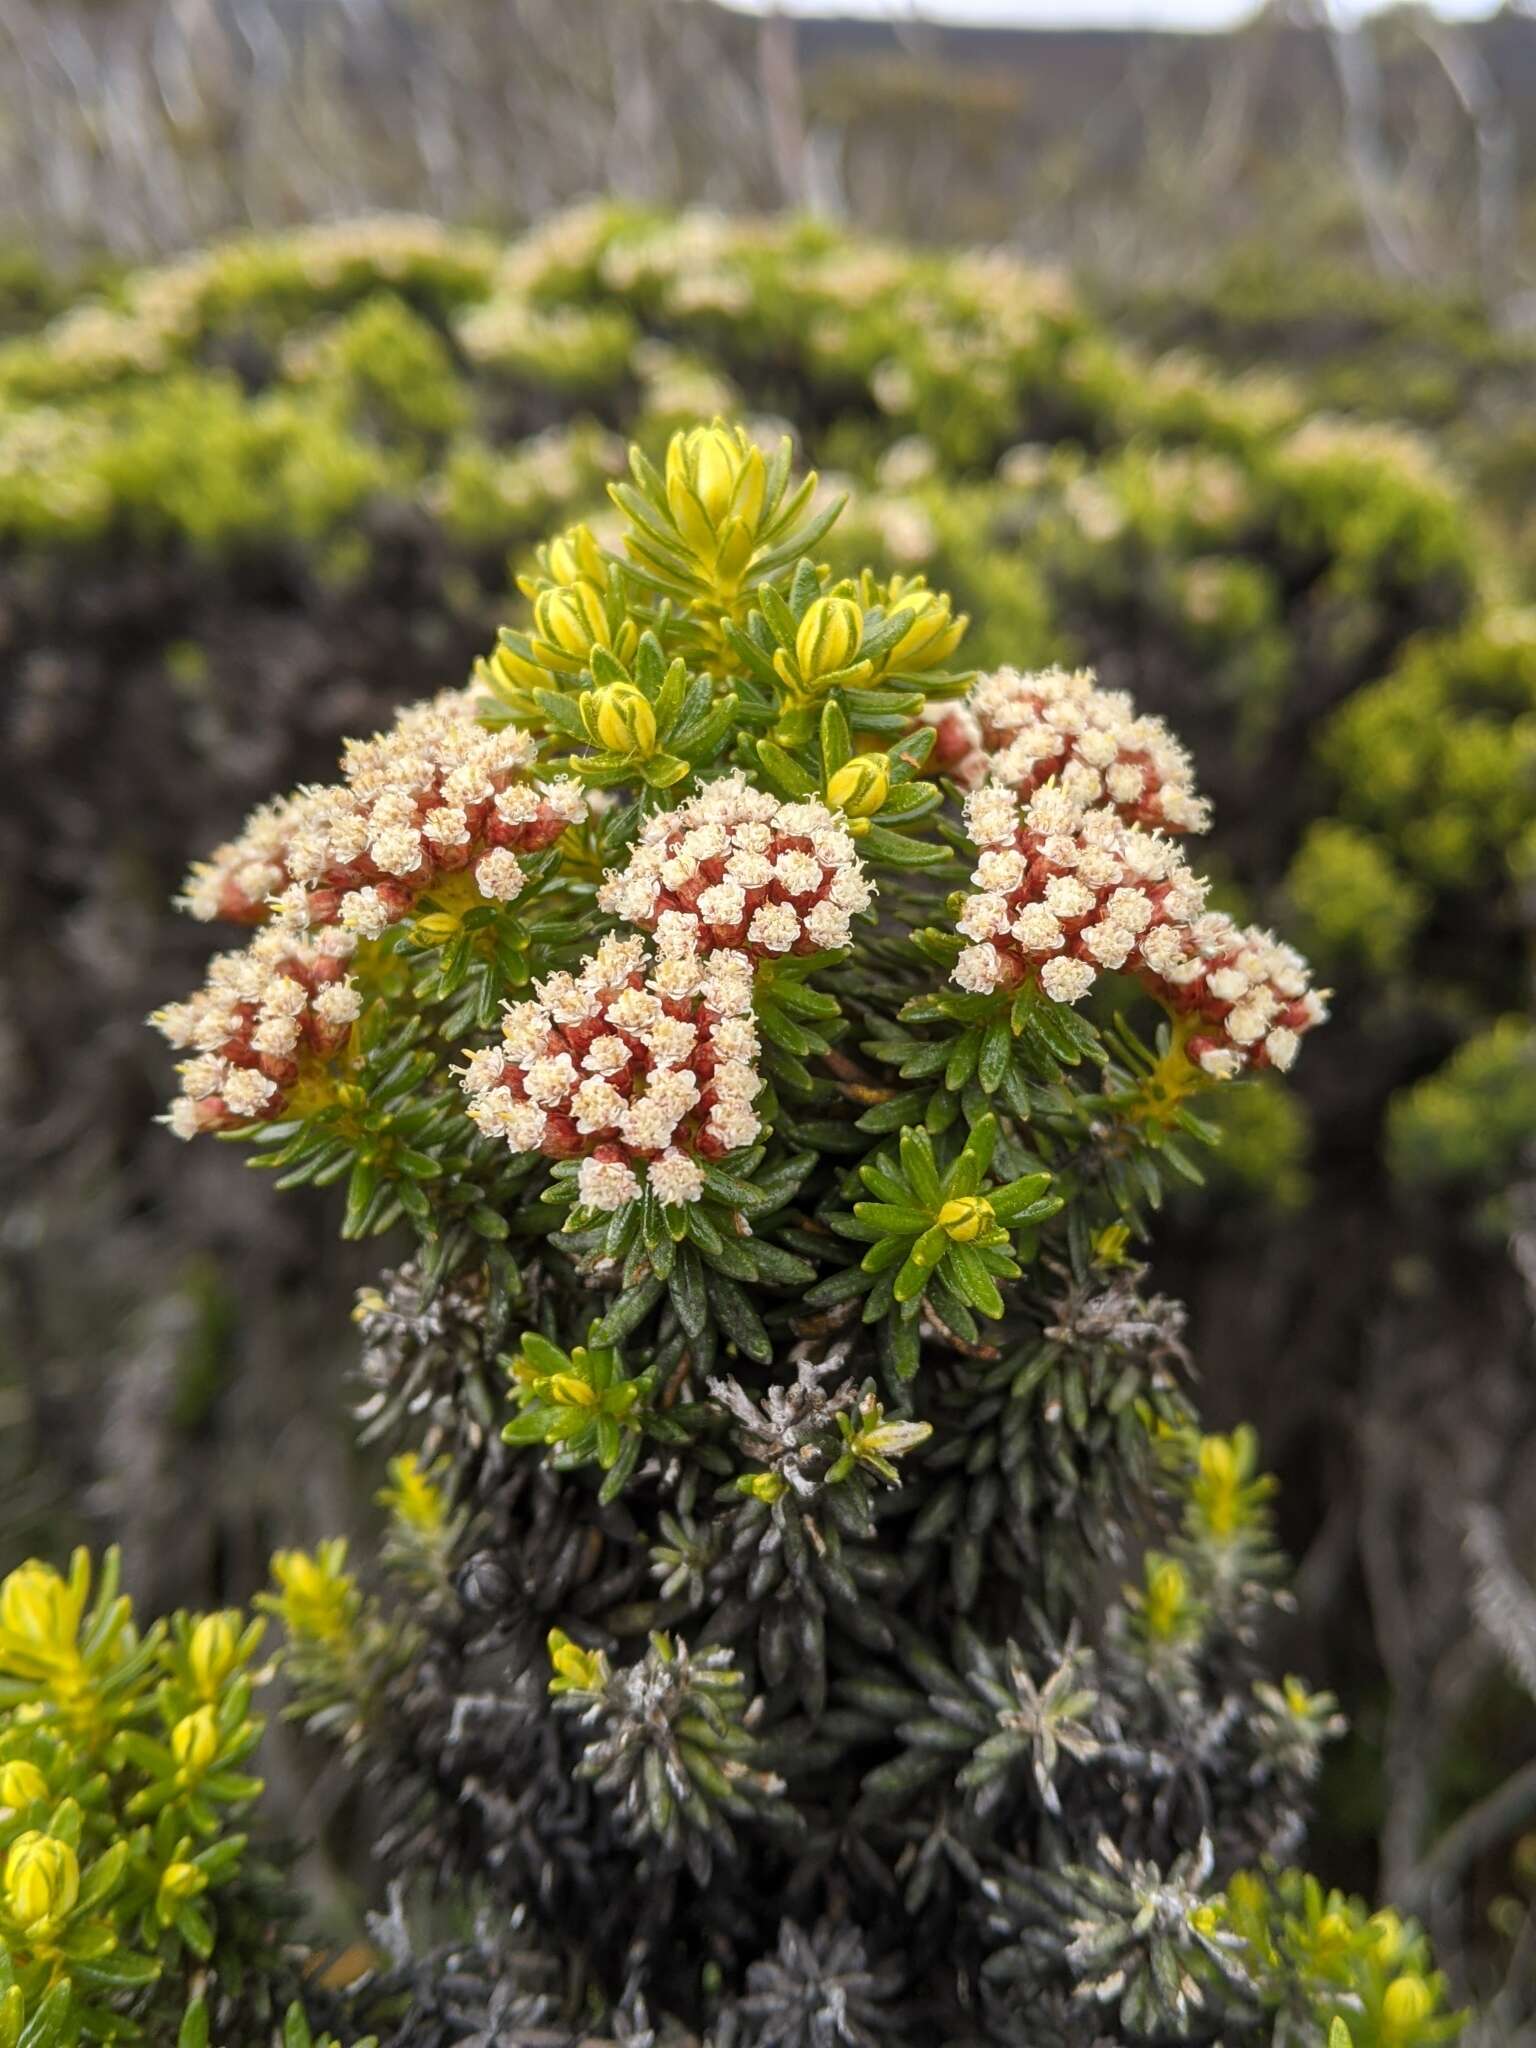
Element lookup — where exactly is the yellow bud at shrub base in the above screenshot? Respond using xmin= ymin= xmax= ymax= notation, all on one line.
xmin=157 ymin=1860 xmax=208 ymax=1907
xmin=4 ymin=1831 xmax=79 ymax=1933
xmin=188 ymin=1612 xmax=241 ymax=1698
xmin=546 ymin=1628 xmax=606 ymax=1694
xmin=1381 ymin=1975 xmax=1435 ymax=2037
xmin=171 ymin=1706 xmax=220 ymax=1777
xmin=826 ymin=756 xmax=890 ymax=820
xmin=937 ymin=1195 xmax=993 ymax=1243
xmin=0 ymin=1563 xmax=76 ymax=1659
xmin=738 ymin=1472 xmax=788 ymax=1505
xmin=0 ymin=1761 xmax=47 ymax=1809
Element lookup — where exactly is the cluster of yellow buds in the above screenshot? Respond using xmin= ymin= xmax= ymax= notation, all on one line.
xmin=1185 ymin=1426 xmax=1276 ymax=1547
xmin=854 ymin=571 xmax=969 ymax=680
xmin=610 ymin=421 xmax=830 ymax=643
xmin=264 ymin=1541 xmax=360 ymax=1649
xmin=1128 ymin=1551 xmax=1204 ymax=1658
xmin=0 ymin=1552 xmax=271 ymax=2028
xmin=3 ymin=1831 xmax=79 ymax=1941
xmin=0 ymin=1552 xmax=137 ymax=1747
xmin=546 ymin=1628 xmax=609 ymax=1698
xmin=662 ymin=421 xmax=769 ymax=591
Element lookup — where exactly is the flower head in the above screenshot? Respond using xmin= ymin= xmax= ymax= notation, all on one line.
xmin=951 ymin=779 xmax=1323 ymax=1078
xmin=459 ymin=932 xmax=767 ymax=1208
xmin=598 ymin=773 xmax=873 ymax=959
xmin=968 ymin=665 xmax=1210 ymax=834
xmin=157 ymin=693 xmax=586 ymax=1137
xmin=178 ymin=692 xmax=581 ymax=928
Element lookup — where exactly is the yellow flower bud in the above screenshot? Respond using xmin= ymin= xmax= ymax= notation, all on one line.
xmin=549 ymin=1373 xmax=598 ymax=1410
xmin=1092 ymin=1221 xmax=1132 ymax=1266
xmin=546 ymin=523 xmax=605 ymax=588
xmin=535 ymin=581 xmax=608 ymax=662
xmin=936 ymin=1195 xmax=994 ymax=1243
xmin=269 ymin=1545 xmax=356 ymax=1646
xmin=1315 ymin=1910 xmax=1352 ymax=1952
xmin=885 ymin=588 xmax=965 ymax=672
xmin=586 ymin=682 xmax=658 ymax=758
xmin=666 ymin=423 xmax=765 ymax=542
xmin=1198 ymin=1436 xmax=1237 ymax=1487
xmin=1368 ymin=1910 xmax=1407 ymax=1964
xmin=1382 ymin=1975 xmax=1435 ymax=2038
xmin=412 ymin=911 xmax=462 ymax=947
xmin=171 ymin=1707 xmax=220 ymax=1778
xmin=0 ymin=1563 xmax=76 ymax=1660
xmin=188 ymin=1613 xmax=241 ymax=1699
xmin=546 ymin=1629 xmax=606 ymax=1694
xmin=1196 ymin=1433 xmax=1243 ymax=1537
xmin=378 ymin=1453 xmax=446 ymax=1535
xmin=487 ymin=642 xmax=546 ymax=695
xmin=157 ymin=1860 xmax=207 ymax=1906
xmin=826 ymin=755 xmax=890 ymax=820
xmin=0 ymin=1761 xmax=47 ymax=1809
xmin=737 ymin=1472 xmax=788 ymax=1505
xmin=794 ymin=596 xmax=864 ymax=683
xmin=4 ymin=1832 xmax=78 ymax=1934
xmin=1143 ymin=1558 xmax=1191 ymax=1642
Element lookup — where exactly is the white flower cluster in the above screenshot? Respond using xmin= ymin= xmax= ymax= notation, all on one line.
xmin=152 ymin=925 xmax=363 ymax=1137
xmin=952 ymin=782 xmax=1324 ymax=1077
xmin=597 ymin=774 xmax=873 ymax=959
xmin=159 ymin=692 xmax=586 ymax=1137
xmin=458 ymin=932 xmax=765 ymax=1211
xmin=180 ymin=690 xmax=584 ymax=931
xmin=967 ymin=666 xmax=1210 ymax=834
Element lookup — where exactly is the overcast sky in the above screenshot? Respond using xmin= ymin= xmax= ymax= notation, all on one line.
xmin=725 ymin=0 xmax=1497 ymax=26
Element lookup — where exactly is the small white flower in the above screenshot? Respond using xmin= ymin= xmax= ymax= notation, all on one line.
xmin=221 ymin=1067 xmax=279 ymax=1117
xmin=572 ymin=1078 xmax=626 ymax=1133
xmin=312 ymin=981 xmax=363 ymax=1030
xmin=475 ymin=848 xmax=526 ymax=901
xmin=954 ymin=944 xmax=1005 ymax=994
xmin=746 ymin=903 xmax=800 ymax=953
xmin=423 ymin=806 xmax=470 ymax=849
xmin=459 ymin=1045 xmax=507 ymax=1092
xmin=648 ymin=1149 xmax=706 ymax=1206
xmin=577 ymin=1156 xmax=641 ymax=1212
xmin=1039 ymin=956 xmax=1097 ymax=1004
xmin=339 ymin=887 xmax=393 ymax=941
xmin=1079 ymin=922 xmax=1134 ymax=970
xmin=1265 ymin=1026 xmax=1299 ymax=1072
xmin=1197 ymin=1045 xmax=1241 ymax=1080
xmin=525 ymin=1053 xmax=579 ymax=1107
xmin=805 ymin=901 xmax=852 ymax=949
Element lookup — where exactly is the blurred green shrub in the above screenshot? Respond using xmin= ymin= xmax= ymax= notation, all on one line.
xmin=1389 ymin=1017 xmax=1536 ymax=1198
